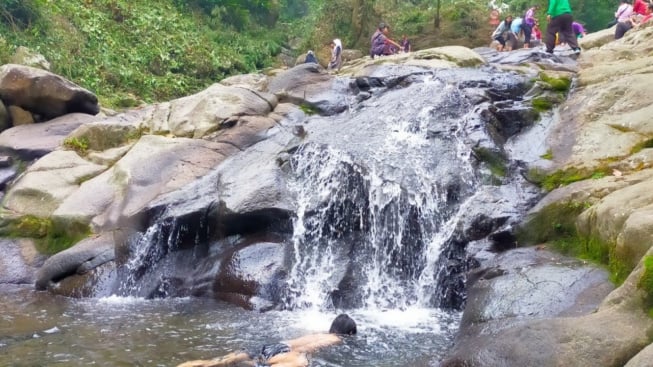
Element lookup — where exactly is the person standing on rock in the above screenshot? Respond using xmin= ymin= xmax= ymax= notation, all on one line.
xmin=328 ymin=39 xmax=343 ymax=71
xmin=545 ymin=0 xmax=581 ymax=54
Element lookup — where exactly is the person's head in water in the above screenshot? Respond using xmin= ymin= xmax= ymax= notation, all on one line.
xmin=329 ymin=314 xmax=357 ymax=335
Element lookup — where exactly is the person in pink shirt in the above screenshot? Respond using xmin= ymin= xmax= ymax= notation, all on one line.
xmin=615 ymin=0 xmax=634 ymax=22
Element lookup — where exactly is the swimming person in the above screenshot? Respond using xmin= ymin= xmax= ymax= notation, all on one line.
xmin=177 ymin=314 xmax=357 ymax=367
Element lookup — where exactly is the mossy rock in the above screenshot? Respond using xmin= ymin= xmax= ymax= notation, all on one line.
xmin=539 ymin=72 xmax=572 ymax=93
xmin=472 ymin=146 xmax=507 ymax=178
xmin=639 ymin=256 xmax=653 ymax=306
xmin=0 ymin=214 xmax=91 ymax=255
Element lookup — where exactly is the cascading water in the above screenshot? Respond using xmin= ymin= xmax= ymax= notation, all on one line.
xmin=283 ymin=75 xmax=481 ymax=312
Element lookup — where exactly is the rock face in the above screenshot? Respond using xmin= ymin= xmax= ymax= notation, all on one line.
xmin=0 ymin=64 xmax=100 ymax=120
xmin=440 ymin=23 xmax=653 ymax=367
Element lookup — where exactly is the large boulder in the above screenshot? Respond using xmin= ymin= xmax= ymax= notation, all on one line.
xmin=2 ymin=150 xmax=107 ymax=218
xmin=166 ymin=83 xmax=277 ymax=138
xmin=0 ymin=113 xmax=97 ymax=160
xmin=440 ymin=246 xmax=653 ymax=367
xmin=0 ymin=64 xmax=99 ymax=119
xmin=51 ymin=135 xmax=234 ymax=230
xmin=546 ymin=27 xmax=653 ymax=170
xmin=267 ymin=63 xmax=349 ymax=116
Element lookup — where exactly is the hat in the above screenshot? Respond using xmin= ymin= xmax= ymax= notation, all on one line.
xmin=378 ymin=22 xmax=388 ymax=30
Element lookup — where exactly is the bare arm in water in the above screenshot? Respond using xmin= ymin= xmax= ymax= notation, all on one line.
xmin=177 ymin=334 xmax=341 ymax=367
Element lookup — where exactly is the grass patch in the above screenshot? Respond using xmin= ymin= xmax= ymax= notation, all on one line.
xmin=540 ymin=149 xmax=553 ymax=160
xmin=0 ymin=215 xmax=91 ymax=255
xmin=63 ymin=136 xmax=89 ymax=154
xmin=526 ymin=166 xmax=612 ymax=191
xmin=299 ymin=103 xmax=319 ymax=115
xmin=630 ymin=138 xmax=653 ymax=155
xmin=516 ymin=201 xmax=631 ymax=284
xmin=532 ymin=97 xmax=554 ymax=112
xmin=539 ymin=73 xmax=572 ymax=93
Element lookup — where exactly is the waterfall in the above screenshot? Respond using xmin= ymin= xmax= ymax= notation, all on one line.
xmin=283 ymin=76 xmax=480 ymax=311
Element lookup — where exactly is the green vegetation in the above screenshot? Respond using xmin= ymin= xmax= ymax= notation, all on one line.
xmin=63 ymin=136 xmax=89 ymax=154
xmin=0 ymin=0 xmax=616 ymax=108
xmin=639 ymin=256 xmax=653 ymax=316
xmin=0 ymin=0 xmax=285 ymax=107
xmin=532 ymin=96 xmax=554 ymax=112
xmin=526 ymin=166 xmax=611 ymax=191
xmin=539 ymin=73 xmax=572 ymax=93
xmin=540 ymin=149 xmax=553 ymax=160
xmin=472 ymin=146 xmax=507 ymax=178
xmin=0 ymin=215 xmax=91 ymax=254
xmin=630 ymin=138 xmax=653 ymax=155
xmin=516 ymin=201 xmax=631 ymax=284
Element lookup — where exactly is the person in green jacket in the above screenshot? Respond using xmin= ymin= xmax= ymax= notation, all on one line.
xmin=545 ymin=0 xmax=581 ymax=54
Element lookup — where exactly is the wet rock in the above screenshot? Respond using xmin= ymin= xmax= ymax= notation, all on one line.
xmin=214 ymin=241 xmax=288 ymax=309
xmin=0 ymin=64 xmax=99 ymax=119
xmin=35 ymin=233 xmax=115 ymax=290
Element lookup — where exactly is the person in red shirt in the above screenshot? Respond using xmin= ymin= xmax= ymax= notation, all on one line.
xmin=633 ymin=0 xmax=650 ymax=15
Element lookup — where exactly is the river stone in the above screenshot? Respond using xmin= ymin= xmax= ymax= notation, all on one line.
xmin=0 ymin=113 xmax=97 ymax=160
xmin=440 ymin=247 xmax=653 ymax=367
xmin=0 ymin=239 xmax=46 ymax=284
xmin=35 ymin=232 xmax=115 ymax=290
xmin=167 ymin=83 xmax=277 ymax=138
xmin=0 ymin=64 xmax=99 ymax=119
xmin=52 ymin=135 xmax=234 ymax=230
xmin=2 ymin=150 xmax=107 ymax=218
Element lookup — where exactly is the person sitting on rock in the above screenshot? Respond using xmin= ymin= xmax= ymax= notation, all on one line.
xmin=491 ymin=15 xmax=516 ymax=51
xmin=615 ymin=3 xmax=653 ymax=39
xmin=304 ymin=50 xmax=318 ymax=64
xmin=328 ymin=39 xmax=343 ymax=71
xmin=633 ymin=0 xmax=650 ymax=15
xmin=177 ymin=314 xmax=357 ymax=367
xmin=370 ymin=22 xmax=403 ymax=58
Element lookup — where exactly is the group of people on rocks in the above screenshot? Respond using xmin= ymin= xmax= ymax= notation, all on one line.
xmin=613 ymin=0 xmax=653 ymax=40
xmin=492 ymin=0 xmax=653 ymax=55
xmin=492 ymin=1 xmax=582 ymax=54
xmin=302 ymin=21 xmax=412 ymax=71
